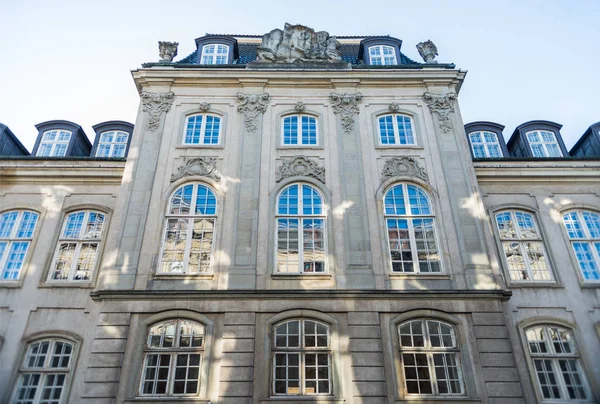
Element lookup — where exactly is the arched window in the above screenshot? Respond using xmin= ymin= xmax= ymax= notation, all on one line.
xmin=96 ymin=131 xmax=129 ymax=157
xmin=398 ymin=319 xmax=464 ymax=395
xmin=36 ymin=130 xmax=71 ymax=157
xmin=272 ymin=319 xmax=331 ymax=396
xmin=276 ymin=184 xmax=326 ymax=273
xmin=384 ymin=184 xmax=441 ymax=273
xmin=494 ymin=210 xmax=552 ymax=281
xmin=139 ymin=319 xmax=205 ymax=396
xmin=200 ymin=44 xmax=229 ymax=65
xmin=468 ymin=131 xmax=502 ymax=158
xmin=48 ymin=210 xmax=106 ymax=282
xmin=183 ymin=114 xmax=222 ymax=145
xmin=160 ymin=183 xmax=217 ymax=274
xmin=524 ymin=325 xmax=590 ymax=400
xmin=526 ymin=130 xmax=563 ymax=157
xmin=368 ymin=45 xmax=397 ymax=65
xmin=562 ymin=210 xmax=600 ymax=281
xmin=12 ymin=338 xmax=76 ymax=403
xmin=378 ymin=114 xmax=415 ymax=145
xmin=282 ymin=115 xmax=317 ymax=146
xmin=0 ymin=210 xmax=39 ymax=280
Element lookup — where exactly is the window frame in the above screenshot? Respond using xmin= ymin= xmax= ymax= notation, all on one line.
xmin=36 ymin=130 xmax=72 ymax=157
xmin=377 ymin=113 xmax=417 ymax=146
xmin=368 ymin=45 xmax=398 ymax=65
xmin=200 ymin=44 xmax=229 ymax=65
xmin=561 ymin=209 xmax=600 ymax=283
xmin=526 ymin=130 xmax=564 ymax=157
xmin=281 ymin=114 xmax=318 ymax=146
xmin=0 ymin=209 xmax=40 ymax=282
xmin=95 ymin=130 xmax=129 ymax=157
xmin=468 ymin=130 xmax=503 ymax=158
xmin=182 ymin=113 xmax=223 ymax=146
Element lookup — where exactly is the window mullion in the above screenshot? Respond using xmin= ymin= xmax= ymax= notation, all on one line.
xmin=408 ymin=219 xmax=419 ymax=273
xmin=300 ymin=351 xmax=305 ymax=395
xmin=428 ymin=352 xmax=439 ymax=395
xmin=551 ymin=358 xmax=569 ymax=399
xmin=299 ymin=217 xmax=304 ymax=273
xmin=183 ymin=218 xmax=193 ymax=273
xmin=200 ymin=117 xmax=207 ymax=144
xmin=393 ymin=116 xmax=400 ymax=145
xmin=70 ymin=242 xmax=83 ymax=281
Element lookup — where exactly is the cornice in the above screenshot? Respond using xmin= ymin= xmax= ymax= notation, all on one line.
xmin=474 ymin=160 xmax=600 ymax=183
xmin=0 ymin=160 xmax=125 ymax=185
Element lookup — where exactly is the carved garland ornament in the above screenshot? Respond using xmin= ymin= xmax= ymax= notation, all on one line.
xmin=236 ymin=92 xmax=270 ymax=133
xmin=276 ymin=156 xmax=325 ymax=184
xmin=330 ymin=92 xmax=363 ymax=133
xmin=381 ymin=157 xmax=428 ymax=183
xmin=423 ymin=92 xmax=457 ymax=133
xmin=171 ymin=157 xmax=221 ymax=182
xmin=141 ymin=92 xmax=175 ymax=131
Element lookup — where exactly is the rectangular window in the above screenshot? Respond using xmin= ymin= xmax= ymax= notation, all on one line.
xmin=526 ymin=130 xmax=563 ymax=157
xmin=36 ymin=130 xmax=72 ymax=157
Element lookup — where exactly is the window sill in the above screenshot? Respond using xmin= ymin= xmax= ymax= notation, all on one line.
xmin=388 ymin=274 xmax=450 ymax=280
xmin=38 ymin=282 xmax=94 ymax=288
xmin=277 ymin=146 xmax=324 ymax=150
xmin=0 ymin=281 xmax=23 ymax=288
xmin=271 ymin=273 xmax=332 ymax=280
xmin=506 ymin=281 xmax=562 ymax=288
xmin=580 ymin=281 xmax=600 ymax=288
xmin=396 ymin=397 xmax=480 ymax=403
xmin=261 ymin=397 xmax=345 ymax=403
xmin=176 ymin=145 xmax=224 ymax=149
xmin=376 ymin=146 xmax=424 ymax=150
xmin=153 ymin=274 xmax=216 ymax=280
xmin=125 ymin=398 xmax=209 ymax=403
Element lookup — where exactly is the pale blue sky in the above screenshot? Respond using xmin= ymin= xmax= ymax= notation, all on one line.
xmin=1 ymin=0 xmax=598 ymax=151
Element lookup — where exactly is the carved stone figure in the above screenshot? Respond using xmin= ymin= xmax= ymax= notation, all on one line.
xmin=389 ymin=102 xmax=401 ymax=112
xmin=158 ymin=41 xmax=179 ymax=62
xmin=198 ymin=102 xmax=211 ymax=112
xmin=423 ymin=92 xmax=457 ymax=133
xmin=171 ymin=157 xmax=221 ymax=182
xmin=416 ymin=40 xmax=438 ymax=64
xmin=236 ymin=93 xmax=270 ymax=133
xmin=381 ymin=157 xmax=428 ymax=183
xmin=276 ymin=156 xmax=325 ymax=183
xmin=255 ymin=23 xmax=341 ymax=63
xmin=330 ymin=92 xmax=363 ymax=133
xmin=294 ymin=101 xmax=305 ymax=112
xmin=141 ymin=92 xmax=174 ymax=131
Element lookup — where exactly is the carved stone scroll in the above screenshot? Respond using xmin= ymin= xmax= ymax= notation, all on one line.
xmin=236 ymin=93 xmax=270 ymax=133
xmin=381 ymin=157 xmax=428 ymax=183
xmin=141 ymin=92 xmax=175 ymax=131
xmin=423 ymin=92 xmax=457 ymax=133
xmin=330 ymin=92 xmax=363 ymax=133
xmin=171 ymin=157 xmax=221 ymax=182
xmin=276 ymin=156 xmax=325 ymax=184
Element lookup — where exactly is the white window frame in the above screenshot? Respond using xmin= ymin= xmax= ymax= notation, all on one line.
xmin=182 ymin=114 xmax=222 ymax=145
xmin=0 ymin=210 xmax=39 ymax=281
xmin=11 ymin=338 xmax=76 ymax=404
xmin=281 ymin=114 xmax=318 ymax=146
xmin=368 ymin=45 xmax=397 ymax=65
xmin=384 ymin=184 xmax=442 ymax=274
xmin=275 ymin=183 xmax=327 ymax=274
xmin=159 ymin=183 xmax=217 ymax=274
xmin=494 ymin=210 xmax=554 ymax=282
xmin=36 ymin=130 xmax=72 ymax=157
xmin=398 ymin=319 xmax=465 ymax=396
xmin=468 ymin=131 xmax=503 ymax=158
xmin=200 ymin=44 xmax=229 ymax=65
xmin=523 ymin=325 xmax=592 ymax=402
xmin=526 ymin=130 xmax=563 ymax=157
xmin=47 ymin=210 xmax=106 ymax=283
xmin=377 ymin=114 xmax=416 ymax=146
xmin=96 ymin=131 xmax=129 ymax=157
xmin=272 ymin=319 xmax=332 ymax=396
xmin=562 ymin=210 xmax=600 ymax=282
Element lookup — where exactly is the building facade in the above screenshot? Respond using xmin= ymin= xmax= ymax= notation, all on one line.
xmin=1 ymin=24 xmax=599 ymax=403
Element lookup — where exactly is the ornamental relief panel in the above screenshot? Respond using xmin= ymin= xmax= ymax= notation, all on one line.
xmin=276 ymin=155 xmax=325 ymax=184
xmin=380 ymin=156 xmax=428 ymax=184
xmin=171 ymin=156 xmax=221 ymax=182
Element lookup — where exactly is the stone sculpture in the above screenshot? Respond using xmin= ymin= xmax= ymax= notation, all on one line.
xmin=141 ymin=92 xmax=174 ymax=131
xmin=158 ymin=41 xmax=179 ymax=62
xmin=381 ymin=157 xmax=428 ymax=183
xmin=255 ymin=23 xmax=341 ymax=63
xmin=276 ymin=156 xmax=325 ymax=183
xmin=171 ymin=157 xmax=221 ymax=182
xmin=416 ymin=40 xmax=438 ymax=64
xmin=423 ymin=92 xmax=457 ymax=133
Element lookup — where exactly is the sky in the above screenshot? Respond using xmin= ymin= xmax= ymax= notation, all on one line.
xmin=1 ymin=0 xmax=598 ymax=151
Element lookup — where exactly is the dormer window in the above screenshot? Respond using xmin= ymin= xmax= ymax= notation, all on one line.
xmin=526 ymin=130 xmax=563 ymax=157
xmin=469 ymin=131 xmax=503 ymax=158
xmin=96 ymin=131 xmax=129 ymax=157
xmin=368 ymin=45 xmax=397 ymax=65
xmin=200 ymin=44 xmax=229 ymax=65
xmin=36 ymin=130 xmax=71 ymax=157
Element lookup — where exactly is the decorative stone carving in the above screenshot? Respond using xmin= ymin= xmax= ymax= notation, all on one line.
xmin=141 ymin=92 xmax=175 ymax=131
xmin=158 ymin=41 xmax=179 ymax=62
xmin=171 ymin=157 xmax=221 ymax=182
xmin=295 ymin=101 xmax=305 ymax=112
xmin=416 ymin=40 xmax=438 ymax=64
xmin=276 ymin=156 xmax=325 ymax=184
xmin=330 ymin=92 xmax=363 ymax=133
xmin=198 ymin=102 xmax=211 ymax=112
xmin=236 ymin=93 xmax=270 ymax=133
xmin=255 ymin=23 xmax=341 ymax=63
xmin=423 ymin=92 xmax=457 ymax=133
xmin=389 ymin=102 xmax=401 ymax=112
xmin=381 ymin=157 xmax=428 ymax=183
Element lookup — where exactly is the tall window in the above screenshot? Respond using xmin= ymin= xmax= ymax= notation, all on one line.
xmin=469 ymin=131 xmax=502 ymax=158
xmin=562 ymin=210 xmax=600 ymax=281
xmin=524 ymin=325 xmax=590 ymax=401
xmin=282 ymin=115 xmax=317 ymax=146
xmin=276 ymin=184 xmax=326 ymax=273
xmin=183 ymin=114 xmax=221 ymax=145
xmin=96 ymin=131 xmax=129 ymax=157
xmin=140 ymin=319 xmax=205 ymax=396
xmin=200 ymin=44 xmax=229 ymax=64
xmin=399 ymin=319 xmax=464 ymax=396
xmin=12 ymin=338 xmax=75 ymax=404
xmin=36 ymin=130 xmax=71 ymax=157
xmin=526 ymin=130 xmax=563 ymax=157
xmin=378 ymin=114 xmax=415 ymax=145
xmin=160 ymin=183 xmax=217 ymax=274
xmin=0 ymin=210 xmax=38 ymax=280
xmin=384 ymin=184 xmax=441 ymax=273
xmin=273 ymin=319 xmax=331 ymax=396
xmin=48 ymin=210 xmax=105 ymax=282
xmin=495 ymin=210 xmax=552 ymax=282
xmin=368 ymin=45 xmax=397 ymax=65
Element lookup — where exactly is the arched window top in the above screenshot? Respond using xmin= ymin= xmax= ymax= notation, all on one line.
xmin=277 ymin=184 xmax=323 ymax=216
xmin=378 ymin=114 xmax=415 ymax=145
xmin=169 ymin=183 xmax=217 ymax=216
xmin=495 ymin=210 xmax=540 ymax=240
xmin=384 ymin=184 xmax=432 ymax=215
xmin=274 ymin=319 xmax=330 ymax=349
xmin=282 ymin=114 xmax=317 ymax=146
xmin=399 ymin=319 xmax=457 ymax=349
xmin=524 ymin=324 xmax=576 ymax=355
xmin=146 ymin=319 xmax=205 ymax=349
xmin=0 ymin=210 xmax=39 ymax=239
xmin=368 ymin=45 xmax=397 ymax=65
xmin=562 ymin=209 xmax=600 ymax=281
xmin=562 ymin=209 xmax=600 ymax=240
xmin=183 ymin=113 xmax=222 ymax=145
